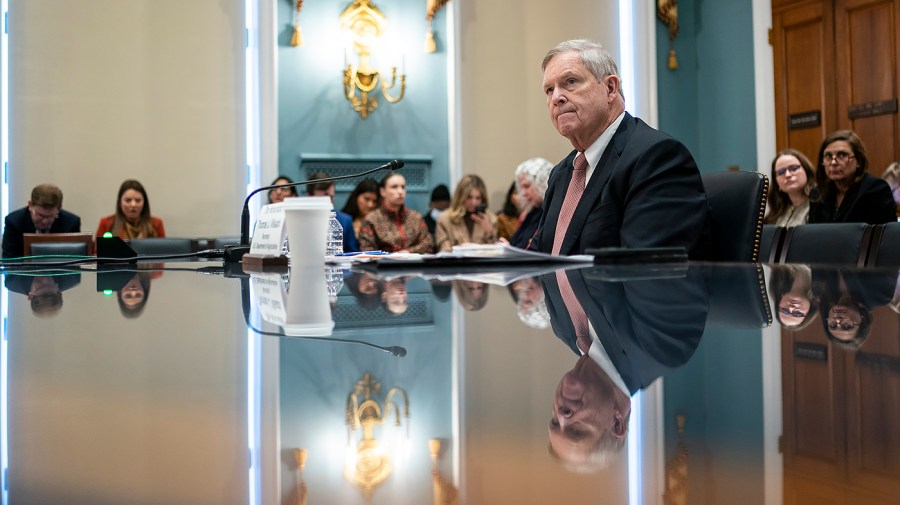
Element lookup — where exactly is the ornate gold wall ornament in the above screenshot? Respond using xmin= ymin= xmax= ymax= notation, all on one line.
xmin=657 ymin=0 xmax=679 ymax=70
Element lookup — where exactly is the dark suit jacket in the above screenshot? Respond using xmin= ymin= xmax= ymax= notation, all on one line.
xmin=335 ymin=210 xmax=359 ymax=252
xmin=2 ymin=207 xmax=82 ymax=258
xmin=542 ymin=267 xmax=708 ymax=395
xmin=533 ymin=113 xmax=711 ymax=259
xmin=808 ymin=172 xmax=897 ymax=224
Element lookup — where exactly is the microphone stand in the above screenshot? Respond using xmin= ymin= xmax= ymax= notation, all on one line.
xmin=224 ymin=160 xmax=404 ymax=263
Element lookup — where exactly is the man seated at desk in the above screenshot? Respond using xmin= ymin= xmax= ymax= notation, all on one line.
xmin=2 ymin=183 xmax=82 ymax=258
xmin=533 ymin=39 xmax=710 ymax=258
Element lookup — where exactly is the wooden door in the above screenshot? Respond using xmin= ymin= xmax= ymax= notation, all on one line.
xmin=773 ymin=0 xmax=837 ymax=163
xmin=834 ymin=0 xmax=900 ymax=175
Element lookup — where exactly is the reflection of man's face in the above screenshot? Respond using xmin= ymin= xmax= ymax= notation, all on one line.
xmin=549 ymin=355 xmax=628 ymax=466
xmin=28 ymin=276 xmax=63 ymax=316
xmin=382 ymin=278 xmax=408 ymax=314
xmin=827 ymin=304 xmax=862 ymax=342
xmin=120 ymin=277 xmax=146 ymax=308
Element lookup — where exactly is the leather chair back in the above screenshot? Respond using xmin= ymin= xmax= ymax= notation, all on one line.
xmin=779 ymin=223 xmax=873 ymax=266
xmin=702 ymin=171 xmax=769 ymax=262
xmin=127 ymin=238 xmax=196 ymax=256
xmin=866 ymin=222 xmax=900 ymax=267
xmin=759 ymin=225 xmax=785 ymax=264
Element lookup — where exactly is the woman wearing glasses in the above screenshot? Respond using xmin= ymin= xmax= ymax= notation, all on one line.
xmin=809 ymin=130 xmax=896 ymax=224
xmin=765 ymin=148 xmax=815 ymax=226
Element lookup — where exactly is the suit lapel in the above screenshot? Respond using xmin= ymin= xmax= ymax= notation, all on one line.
xmin=557 ymin=113 xmax=635 ymax=255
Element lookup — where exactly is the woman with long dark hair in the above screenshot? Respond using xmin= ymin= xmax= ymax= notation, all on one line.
xmin=341 ymin=178 xmax=379 ymax=237
xmin=96 ymin=179 xmax=165 ymax=239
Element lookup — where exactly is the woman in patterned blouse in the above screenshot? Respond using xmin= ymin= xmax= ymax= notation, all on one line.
xmin=358 ymin=173 xmax=434 ymax=253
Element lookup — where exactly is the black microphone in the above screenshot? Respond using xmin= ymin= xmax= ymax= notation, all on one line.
xmin=225 ymin=160 xmax=404 ymax=262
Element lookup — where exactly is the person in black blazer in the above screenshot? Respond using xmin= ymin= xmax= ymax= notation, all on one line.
xmin=808 ymin=130 xmax=897 ymax=224
xmin=542 ymin=266 xmax=708 ymax=471
xmin=533 ymin=40 xmax=710 ymax=259
xmin=2 ymin=184 xmax=81 ymax=258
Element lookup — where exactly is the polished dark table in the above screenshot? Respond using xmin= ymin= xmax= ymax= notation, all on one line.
xmin=1 ymin=260 xmax=898 ymax=504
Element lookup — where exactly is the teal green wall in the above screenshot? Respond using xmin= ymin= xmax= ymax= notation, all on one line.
xmin=277 ymin=0 xmax=450 ymax=213
xmin=658 ymin=3 xmax=766 ymax=503
xmin=657 ymin=0 xmax=758 ymax=173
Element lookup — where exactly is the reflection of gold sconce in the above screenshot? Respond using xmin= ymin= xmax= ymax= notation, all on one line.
xmin=345 ymin=372 xmax=410 ymax=499
xmin=657 ymin=0 xmax=679 ymax=70
xmin=341 ymin=0 xmax=406 ymax=119
xmin=663 ymin=414 xmax=688 ymax=505
xmin=429 ymin=439 xmax=458 ymax=505
xmin=293 ymin=448 xmax=308 ymax=505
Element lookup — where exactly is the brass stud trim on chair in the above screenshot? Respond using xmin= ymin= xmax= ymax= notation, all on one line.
xmin=751 ymin=175 xmax=770 ymax=262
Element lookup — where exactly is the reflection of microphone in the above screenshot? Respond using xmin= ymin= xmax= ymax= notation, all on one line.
xmin=237 ymin=276 xmax=407 ymax=357
xmin=225 ymin=160 xmax=404 ymax=262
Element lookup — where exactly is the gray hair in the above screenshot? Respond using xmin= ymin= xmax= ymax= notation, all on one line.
xmin=514 ymin=157 xmax=554 ymax=199
xmin=541 ymin=39 xmax=623 ymax=99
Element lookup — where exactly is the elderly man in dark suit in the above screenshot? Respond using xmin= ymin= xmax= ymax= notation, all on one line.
xmin=534 ymin=39 xmax=710 ymax=258
xmin=2 ymin=183 xmax=81 ymax=258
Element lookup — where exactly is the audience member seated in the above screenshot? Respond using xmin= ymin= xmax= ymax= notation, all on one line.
xmin=341 ymin=178 xmax=379 ymax=238
xmin=765 ymin=149 xmax=815 ymax=227
xmin=769 ymin=264 xmax=818 ymax=330
xmin=508 ymin=158 xmax=553 ymax=249
xmin=268 ymin=175 xmax=298 ymax=204
xmin=809 ymin=130 xmax=896 ymax=224
xmin=883 ymin=161 xmax=900 ymax=212
xmin=5 ymin=272 xmax=81 ymax=317
xmin=358 ymin=173 xmax=434 ymax=253
xmin=306 ymin=171 xmax=359 ymax=252
xmin=423 ymin=184 xmax=451 ymax=236
xmin=496 ymin=182 xmax=521 ymax=241
xmin=453 ymin=280 xmax=489 ymax=311
xmin=435 ymin=174 xmax=498 ymax=252
xmin=96 ymin=179 xmax=166 ymax=239
xmin=2 ymin=183 xmax=81 ymax=258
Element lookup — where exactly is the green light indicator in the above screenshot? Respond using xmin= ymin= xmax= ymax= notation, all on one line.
xmin=102 ymin=232 xmax=113 ymax=238
xmin=103 ymin=289 xmax=113 ymax=296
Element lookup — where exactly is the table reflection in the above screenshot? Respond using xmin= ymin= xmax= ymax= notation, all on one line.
xmin=0 ymin=262 xmax=898 ymax=504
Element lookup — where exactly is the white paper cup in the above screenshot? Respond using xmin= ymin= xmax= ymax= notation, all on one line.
xmin=283 ymin=266 xmax=334 ymax=336
xmin=281 ymin=196 xmax=332 ymax=266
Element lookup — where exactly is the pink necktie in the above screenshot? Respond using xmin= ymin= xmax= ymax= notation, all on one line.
xmin=552 ymin=153 xmax=588 ymax=255
xmin=556 ymin=269 xmax=591 ymax=354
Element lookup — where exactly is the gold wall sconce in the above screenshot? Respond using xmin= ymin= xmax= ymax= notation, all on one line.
xmin=657 ymin=0 xmax=679 ymax=70
xmin=345 ymin=372 xmax=410 ymax=499
xmin=341 ymin=0 xmax=406 ymax=119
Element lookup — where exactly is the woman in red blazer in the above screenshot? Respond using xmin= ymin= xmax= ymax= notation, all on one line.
xmin=96 ymin=179 xmax=165 ymax=239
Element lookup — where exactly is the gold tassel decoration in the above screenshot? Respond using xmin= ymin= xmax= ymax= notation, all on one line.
xmin=668 ymin=47 xmax=678 ymax=70
xmin=657 ymin=0 xmax=679 ymax=71
xmin=290 ymin=0 xmax=304 ymax=47
xmin=424 ymin=22 xmax=436 ymax=53
xmin=425 ymin=0 xmax=450 ymax=53
xmin=291 ymin=26 xmax=304 ymax=48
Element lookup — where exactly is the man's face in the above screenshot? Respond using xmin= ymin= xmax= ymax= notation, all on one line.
xmin=28 ymin=203 xmax=60 ymax=231
xmin=312 ymin=185 xmax=336 ymax=205
xmin=542 ymin=52 xmax=618 ymax=151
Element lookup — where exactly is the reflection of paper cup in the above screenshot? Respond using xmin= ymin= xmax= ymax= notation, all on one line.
xmin=281 ymin=196 xmax=332 ymax=266
xmin=283 ymin=266 xmax=334 ymax=336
